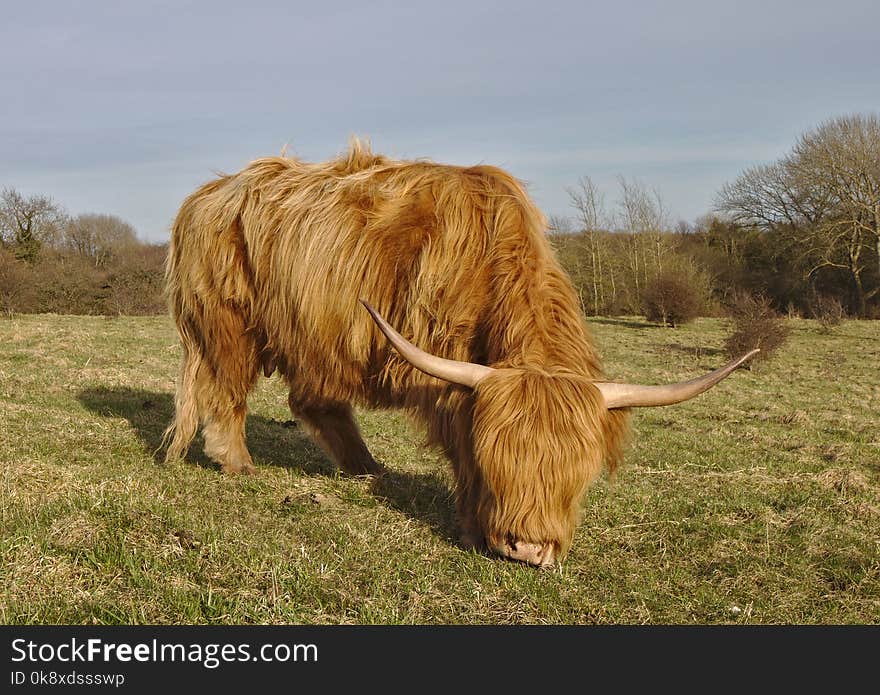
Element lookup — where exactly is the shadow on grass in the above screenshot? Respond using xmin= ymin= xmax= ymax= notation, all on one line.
xmin=77 ymin=386 xmax=332 ymax=475
xmin=77 ymin=386 xmax=458 ymax=543
xmin=371 ymin=470 xmax=458 ymax=544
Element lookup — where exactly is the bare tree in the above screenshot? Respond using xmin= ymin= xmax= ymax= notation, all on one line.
xmin=716 ymin=159 xmax=829 ymax=232
xmin=617 ymin=176 xmax=671 ymax=301
xmin=791 ymin=114 xmax=880 ymax=315
xmin=64 ymin=213 xmax=139 ymax=267
xmin=567 ymin=176 xmax=611 ymax=314
xmin=716 ymin=113 xmax=880 ymax=315
xmin=0 ymin=188 xmax=67 ymax=263
xmin=547 ymin=214 xmax=573 ymax=235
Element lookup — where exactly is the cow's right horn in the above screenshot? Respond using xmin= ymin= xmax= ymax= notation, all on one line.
xmin=594 ymin=349 xmax=759 ymax=409
xmin=361 ymin=300 xmax=495 ymax=388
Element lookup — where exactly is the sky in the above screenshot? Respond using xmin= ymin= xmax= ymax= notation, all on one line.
xmin=1 ymin=0 xmax=878 ymax=242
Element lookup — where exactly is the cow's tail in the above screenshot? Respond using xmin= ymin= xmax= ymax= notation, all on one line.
xmin=162 ymin=320 xmax=202 ymax=463
xmin=161 ymin=199 xmax=203 ymax=463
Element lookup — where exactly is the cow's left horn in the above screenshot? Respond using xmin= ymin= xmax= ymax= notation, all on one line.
xmin=360 ymin=300 xmax=495 ymax=388
xmin=594 ymin=349 xmax=759 ymax=409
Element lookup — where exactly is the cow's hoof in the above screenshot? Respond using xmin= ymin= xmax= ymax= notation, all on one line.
xmin=221 ymin=462 xmax=257 ymax=475
xmin=342 ymin=457 xmax=385 ymax=476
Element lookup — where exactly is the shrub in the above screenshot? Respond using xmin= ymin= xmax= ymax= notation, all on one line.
xmin=30 ymin=252 xmax=108 ymax=314
xmin=0 ymin=249 xmax=37 ymax=315
xmin=724 ymin=292 xmax=789 ymax=366
xmin=0 ymin=242 xmax=167 ymax=316
xmin=642 ymin=262 xmax=714 ymax=327
xmin=809 ymin=294 xmax=846 ymax=333
xmin=103 ymin=244 xmax=167 ymax=315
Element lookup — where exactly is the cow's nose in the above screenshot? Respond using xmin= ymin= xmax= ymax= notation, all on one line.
xmin=499 ymin=540 xmax=556 ymax=567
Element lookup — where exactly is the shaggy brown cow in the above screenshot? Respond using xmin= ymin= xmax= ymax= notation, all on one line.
xmin=164 ymin=140 xmax=756 ymax=567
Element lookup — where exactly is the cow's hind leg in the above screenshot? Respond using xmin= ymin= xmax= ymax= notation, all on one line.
xmin=199 ymin=330 xmax=260 ymax=474
xmin=166 ymin=305 xmax=260 ymax=475
xmin=202 ymin=398 xmax=255 ymax=475
xmin=289 ymin=398 xmax=383 ymax=475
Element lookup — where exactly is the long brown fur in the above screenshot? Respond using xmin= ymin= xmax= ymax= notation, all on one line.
xmin=164 ymin=138 xmax=630 ymax=559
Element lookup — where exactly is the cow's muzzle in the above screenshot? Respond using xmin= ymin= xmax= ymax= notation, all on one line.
xmin=493 ymin=539 xmax=556 ymax=568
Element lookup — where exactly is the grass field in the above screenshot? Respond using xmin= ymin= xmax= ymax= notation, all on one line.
xmin=1 ymin=313 xmax=878 ymax=624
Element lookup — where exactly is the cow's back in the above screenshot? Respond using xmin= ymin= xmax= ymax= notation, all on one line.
xmin=168 ymin=143 xmax=589 ymax=409
xmin=209 ymin=152 xmax=496 ymax=406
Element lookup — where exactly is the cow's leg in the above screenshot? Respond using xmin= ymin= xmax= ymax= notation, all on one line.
xmin=426 ymin=404 xmax=483 ymax=550
xmin=201 ymin=399 xmax=255 ymax=475
xmin=190 ymin=310 xmax=260 ymax=475
xmin=165 ymin=324 xmax=258 ymax=474
xmin=197 ymin=366 xmax=259 ymax=474
xmin=453 ymin=470 xmax=484 ymax=550
xmin=289 ymin=397 xmax=382 ymax=475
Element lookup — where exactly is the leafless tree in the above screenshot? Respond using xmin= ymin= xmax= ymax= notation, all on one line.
xmin=716 ymin=113 xmax=880 ymax=315
xmin=0 ymin=188 xmax=67 ymax=262
xmin=617 ymin=176 xmax=671 ymax=299
xmin=792 ymin=114 xmax=880 ymax=315
xmin=716 ymin=159 xmax=829 ymax=232
xmin=567 ymin=176 xmax=612 ymax=314
xmin=64 ymin=213 xmax=139 ymax=267
xmin=547 ymin=214 xmax=573 ymax=235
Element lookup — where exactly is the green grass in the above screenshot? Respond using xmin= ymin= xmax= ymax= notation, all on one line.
xmin=1 ymin=314 xmax=878 ymax=624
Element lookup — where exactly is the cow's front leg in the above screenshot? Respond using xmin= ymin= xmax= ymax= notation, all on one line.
xmin=289 ymin=397 xmax=383 ymax=475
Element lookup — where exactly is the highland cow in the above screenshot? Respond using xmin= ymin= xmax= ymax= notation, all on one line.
xmin=164 ymin=140 xmax=756 ymax=567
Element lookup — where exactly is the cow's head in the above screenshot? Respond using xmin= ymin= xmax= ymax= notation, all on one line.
xmin=361 ymin=300 xmax=756 ymax=567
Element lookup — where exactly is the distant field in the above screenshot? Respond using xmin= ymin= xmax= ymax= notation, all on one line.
xmin=1 ymin=314 xmax=878 ymax=624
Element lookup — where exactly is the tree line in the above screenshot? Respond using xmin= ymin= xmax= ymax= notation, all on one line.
xmin=551 ymin=113 xmax=880 ymax=320
xmin=1 ymin=113 xmax=877 ymax=320
xmin=0 ymin=189 xmax=167 ymax=315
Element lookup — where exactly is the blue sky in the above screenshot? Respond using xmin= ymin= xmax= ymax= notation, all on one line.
xmin=1 ymin=0 xmax=878 ymax=241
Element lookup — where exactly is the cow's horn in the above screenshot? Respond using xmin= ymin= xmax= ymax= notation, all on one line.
xmin=594 ymin=349 xmax=759 ymax=408
xmin=360 ymin=300 xmax=495 ymax=388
